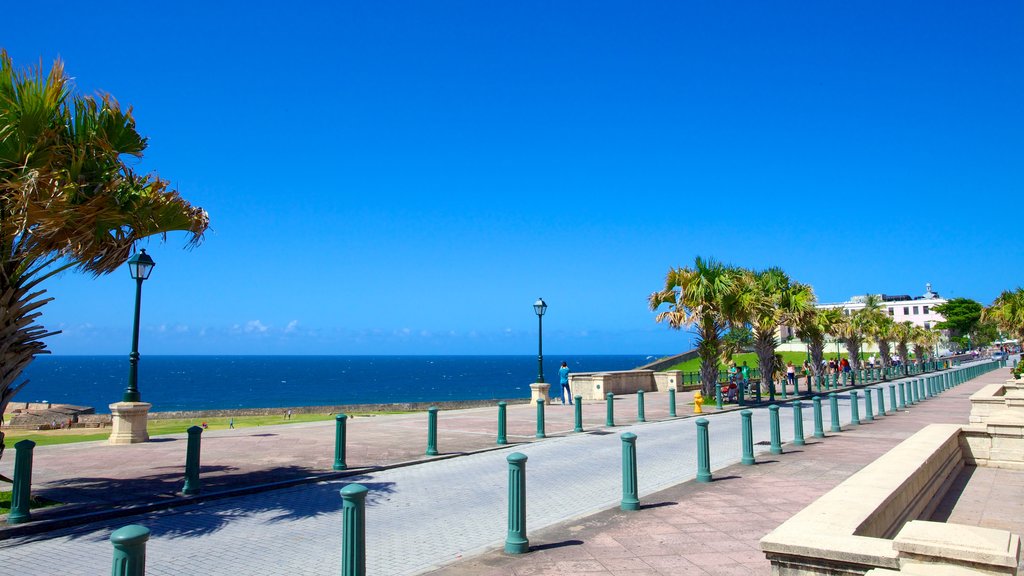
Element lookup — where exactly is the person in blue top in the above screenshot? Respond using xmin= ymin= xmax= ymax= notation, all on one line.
xmin=558 ymin=361 xmax=572 ymax=405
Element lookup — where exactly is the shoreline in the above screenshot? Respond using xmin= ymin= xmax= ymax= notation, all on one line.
xmin=145 ymin=397 xmax=532 ymax=420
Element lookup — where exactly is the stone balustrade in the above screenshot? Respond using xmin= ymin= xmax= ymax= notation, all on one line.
xmin=568 ymin=370 xmax=693 ymax=401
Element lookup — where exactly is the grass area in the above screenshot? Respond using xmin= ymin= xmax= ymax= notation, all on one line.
xmin=0 ymin=490 xmax=61 ymax=513
xmin=1 ymin=412 xmax=347 ymax=447
xmin=665 ymin=350 xmax=854 ymax=373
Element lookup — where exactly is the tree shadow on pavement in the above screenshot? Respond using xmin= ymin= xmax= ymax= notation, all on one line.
xmin=28 ymin=467 xmax=396 ymax=541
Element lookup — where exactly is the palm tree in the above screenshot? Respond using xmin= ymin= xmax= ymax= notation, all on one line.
xmin=834 ymin=310 xmax=869 ymax=371
xmin=0 ymin=52 xmax=209 ymax=460
xmin=796 ymin=306 xmax=843 ymax=383
xmin=911 ymin=326 xmax=940 ymax=366
xmin=869 ymin=315 xmax=897 ymax=374
xmin=893 ymin=321 xmax=914 ymax=375
xmin=649 ymin=257 xmax=741 ymax=397
xmin=735 ymin=267 xmax=815 ymax=396
xmin=985 ymin=288 xmax=1024 ymax=341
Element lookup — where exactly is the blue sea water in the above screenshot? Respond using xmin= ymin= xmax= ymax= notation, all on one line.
xmin=17 ymin=355 xmax=658 ymax=413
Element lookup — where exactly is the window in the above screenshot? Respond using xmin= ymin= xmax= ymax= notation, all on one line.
xmin=923 ymin=306 xmax=929 ymax=314
xmin=888 ymin=307 xmax=894 ymax=316
xmin=904 ymin=307 xmax=909 ymax=315
xmin=924 ymin=322 xmax=931 ymax=330
xmin=913 ymin=306 xmax=919 ymax=314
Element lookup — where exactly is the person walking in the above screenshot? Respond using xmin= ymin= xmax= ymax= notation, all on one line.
xmin=786 ymin=361 xmax=797 ymax=391
xmin=228 ymin=417 xmax=235 ymax=429
xmin=558 ymin=361 xmax=572 ymax=405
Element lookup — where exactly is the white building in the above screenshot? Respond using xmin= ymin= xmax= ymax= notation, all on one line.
xmin=778 ymin=283 xmax=947 ymax=341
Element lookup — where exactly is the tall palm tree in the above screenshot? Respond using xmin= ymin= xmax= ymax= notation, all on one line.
xmin=985 ymin=288 xmax=1024 ymax=341
xmin=911 ymin=326 xmax=941 ymax=365
xmin=649 ymin=257 xmax=741 ymax=396
xmin=735 ymin=267 xmax=815 ymax=395
xmin=796 ymin=306 xmax=843 ymax=383
xmin=893 ymin=321 xmax=914 ymax=375
xmin=0 ymin=52 xmax=209 ymax=460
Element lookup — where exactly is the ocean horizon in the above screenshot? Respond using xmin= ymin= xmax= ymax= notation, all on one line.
xmin=17 ymin=354 xmax=663 ymax=413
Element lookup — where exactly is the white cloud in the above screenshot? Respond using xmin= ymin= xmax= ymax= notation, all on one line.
xmin=284 ymin=320 xmax=299 ymax=334
xmin=245 ymin=320 xmax=269 ymax=333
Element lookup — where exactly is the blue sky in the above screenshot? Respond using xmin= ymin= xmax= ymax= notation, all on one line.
xmin=4 ymin=1 xmax=1022 ymax=355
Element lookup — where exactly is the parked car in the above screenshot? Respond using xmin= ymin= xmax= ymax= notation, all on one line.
xmin=992 ymin=351 xmax=1007 ymax=361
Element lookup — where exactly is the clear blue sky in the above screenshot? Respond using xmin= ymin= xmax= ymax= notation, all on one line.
xmin=5 ymin=1 xmax=1022 ymax=356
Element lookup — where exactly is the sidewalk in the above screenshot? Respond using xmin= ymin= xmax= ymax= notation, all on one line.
xmin=0 ymin=377 xmax=803 ymax=533
xmin=0 ymin=364 xmax=1010 ymax=575
xmin=426 ymin=366 xmax=1024 ymax=576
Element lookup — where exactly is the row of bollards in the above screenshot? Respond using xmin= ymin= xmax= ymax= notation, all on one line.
xmin=18 ymin=360 xmax=1003 ymax=575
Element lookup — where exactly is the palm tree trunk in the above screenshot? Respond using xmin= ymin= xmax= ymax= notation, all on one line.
xmin=754 ymin=329 xmax=776 ymax=397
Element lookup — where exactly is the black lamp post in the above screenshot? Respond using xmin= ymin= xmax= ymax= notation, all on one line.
xmin=123 ymin=249 xmax=155 ymax=403
xmin=534 ymin=298 xmax=547 ymax=383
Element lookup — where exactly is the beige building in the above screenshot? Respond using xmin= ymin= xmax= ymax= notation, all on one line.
xmin=778 ymin=283 xmax=948 ymax=346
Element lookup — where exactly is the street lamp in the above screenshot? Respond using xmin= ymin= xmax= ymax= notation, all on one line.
xmin=534 ymin=298 xmax=547 ymax=383
xmin=123 ymin=249 xmax=155 ymax=403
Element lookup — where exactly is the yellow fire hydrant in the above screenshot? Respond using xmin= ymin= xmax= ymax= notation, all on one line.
xmin=693 ymin=390 xmax=704 ymax=414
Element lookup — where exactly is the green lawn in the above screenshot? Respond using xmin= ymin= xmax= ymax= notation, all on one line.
xmin=1 ymin=412 xmax=344 ymax=447
xmin=664 ymin=350 xmax=854 ymax=373
xmin=0 ymin=490 xmax=60 ymax=513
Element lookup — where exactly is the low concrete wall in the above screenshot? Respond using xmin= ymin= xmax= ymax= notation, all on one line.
xmin=963 ymin=382 xmax=1024 ymax=472
xmin=761 ymin=424 xmax=1021 ymax=575
xmin=569 ymin=370 xmax=657 ymax=401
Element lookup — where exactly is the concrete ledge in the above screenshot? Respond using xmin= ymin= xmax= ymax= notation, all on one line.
xmin=894 ymin=521 xmax=1020 ymax=573
xmin=761 ymin=424 xmax=967 ymax=574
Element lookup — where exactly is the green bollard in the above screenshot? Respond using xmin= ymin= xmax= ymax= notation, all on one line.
xmin=741 ymin=410 xmax=755 ymax=465
xmin=864 ymin=389 xmax=874 ymax=421
xmin=535 ymin=399 xmax=546 ymax=439
xmin=696 ymin=418 xmax=712 ymax=482
xmin=829 ymin=393 xmax=841 ymax=433
xmin=888 ymin=384 xmax=897 ymax=414
xmin=497 ymin=402 xmax=508 ymax=444
xmin=792 ymin=401 xmax=805 ymax=446
xmin=426 ymin=406 xmax=439 ymax=456
xmin=182 ymin=425 xmax=202 ymax=495
xmin=620 ymin=432 xmax=640 ymax=511
xmin=505 ymin=452 xmax=529 ymax=554
xmin=842 ymin=372 xmax=848 ymax=387
xmin=738 ymin=380 xmax=745 ymax=406
xmin=716 ymin=383 xmax=724 ymax=409
xmin=816 ymin=374 xmax=823 ymax=393
xmin=606 ymin=393 xmax=615 ymax=427
xmin=832 ymin=373 xmax=839 ymax=389
xmin=768 ymin=380 xmax=776 ymax=403
xmin=637 ymin=389 xmax=646 ymax=423
xmin=780 ymin=377 xmax=788 ymax=400
xmin=850 ymin=391 xmax=860 ymax=425
xmin=669 ymin=388 xmax=677 ymax=417
xmin=812 ymin=396 xmax=824 ymax=438
xmin=340 ymin=483 xmax=368 ymax=576
xmin=899 ymin=381 xmax=906 ymax=408
xmin=334 ymin=413 xmax=348 ymax=470
xmin=755 ymin=380 xmax=762 ymax=403
xmin=573 ymin=396 xmax=583 ymax=432
xmin=7 ymin=439 xmax=35 ymax=525
xmin=110 ymin=525 xmax=150 ymax=576
xmin=909 ymin=380 xmax=918 ymax=404
xmin=769 ymin=404 xmax=782 ymax=454
xmin=876 ymin=387 xmax=885 ymax=416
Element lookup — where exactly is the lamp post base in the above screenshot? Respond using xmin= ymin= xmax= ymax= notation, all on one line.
xmin=529 ymin=383 xmax=551 ymax=405
xmin=108 ymin=402 xmax=152 ymax=444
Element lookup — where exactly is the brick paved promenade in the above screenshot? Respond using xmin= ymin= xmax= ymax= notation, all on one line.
xmin=0 ymin=362 xmax=1017 ymax=575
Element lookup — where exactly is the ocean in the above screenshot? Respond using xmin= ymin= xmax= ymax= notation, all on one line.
xmin=16 ymin=355 xmax=658 ymax=413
